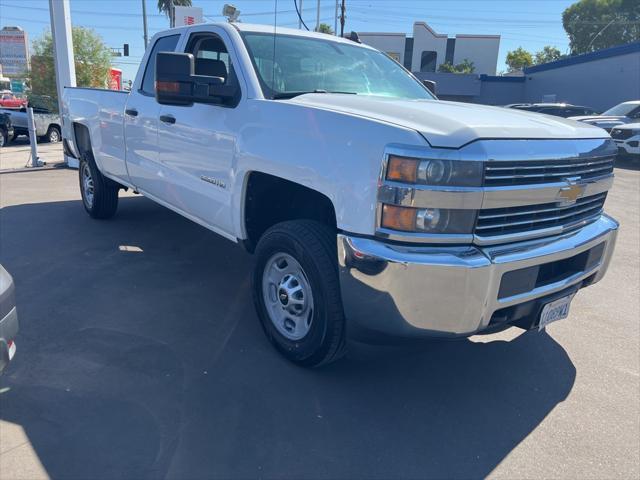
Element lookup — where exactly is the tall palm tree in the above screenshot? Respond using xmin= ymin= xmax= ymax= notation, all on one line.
xmin=157 ymin=0 xmax=192 ymax=18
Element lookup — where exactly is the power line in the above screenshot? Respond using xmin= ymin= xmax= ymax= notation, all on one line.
xmin=294 ymin=0 xmax=310 ymax=30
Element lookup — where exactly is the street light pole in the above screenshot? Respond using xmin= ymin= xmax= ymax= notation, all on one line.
xmin=316 ymin=0 xmax=320 ymax=32
xmin=142 ymin=0 xmax=149 ymax=49
xmin=334 ymin=0 xmax=338 ymax=35
xmin=48 ymin=0 xmax=77 ymax=167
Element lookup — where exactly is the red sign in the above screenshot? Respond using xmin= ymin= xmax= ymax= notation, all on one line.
xmin=109 ymin=68 xmax=122 ymax=91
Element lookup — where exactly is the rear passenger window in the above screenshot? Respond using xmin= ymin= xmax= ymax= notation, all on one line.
xmin=141 ymin=34 xmax=180 ymax=95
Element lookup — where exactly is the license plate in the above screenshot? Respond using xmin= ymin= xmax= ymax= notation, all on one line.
xmin=539 ymin=295 xmax=573 ymax=331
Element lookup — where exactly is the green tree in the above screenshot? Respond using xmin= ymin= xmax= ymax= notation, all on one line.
xmin=315 ymin=23 xmax=334 ymax=34
xmin=563 ymin=0 xmax=640 ymax=54
xmin=505 ymin=47 xmax=534 ymax=72
xmin=534 ymin=45 xmax=564 ymax=64
xmin=157 ymin=0 xmax=192 ymax=17
xmin=31 ymin=27 xmax=112 ymax=102
xmin=438 ymin=58 xmax=475 ymax=74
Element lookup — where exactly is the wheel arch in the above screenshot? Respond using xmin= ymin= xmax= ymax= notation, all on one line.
xmin=241 ymin=171 xmax=338 ymax=253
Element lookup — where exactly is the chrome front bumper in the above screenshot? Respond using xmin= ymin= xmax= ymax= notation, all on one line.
xmin=337 ymin=214 xmax=618 ymax=338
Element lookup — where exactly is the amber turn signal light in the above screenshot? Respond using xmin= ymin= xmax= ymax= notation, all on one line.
xmin=381 ymin=205 xmax=418 ymax=231
xmin=386 ymin=155 xmax=419 ymax=183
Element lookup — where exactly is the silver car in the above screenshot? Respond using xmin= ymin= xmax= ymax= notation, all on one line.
xmin=569 ymin=100 xmax=640 ymax=132
xmin=0 ymin=264 xmax=18 ymax=373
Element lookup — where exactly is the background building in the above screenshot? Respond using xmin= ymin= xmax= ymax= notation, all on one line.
xmin=414 ymin=41 xmax=640 ymax=111
xmin=358 ymin=22 xmax=500 ymax=75
xmin=0 ymin=26 xmax=30 ymax=77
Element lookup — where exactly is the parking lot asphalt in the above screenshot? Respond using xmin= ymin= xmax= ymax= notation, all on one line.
xmin=0 ymin=159 xmax=638 ymax=480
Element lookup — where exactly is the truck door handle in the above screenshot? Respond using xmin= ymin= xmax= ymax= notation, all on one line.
xmin=159 ymin=114 xmax=176 ymax=125
xmin=125 ymin=108 xmax=138 ymax=117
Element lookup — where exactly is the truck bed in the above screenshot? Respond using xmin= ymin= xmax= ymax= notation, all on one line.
xmin=62 ymin=87 xmax=130 ymax=179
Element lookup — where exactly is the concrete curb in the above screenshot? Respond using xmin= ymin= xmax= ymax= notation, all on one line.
xmin=0 ymin=164 xmax=69 ymax=175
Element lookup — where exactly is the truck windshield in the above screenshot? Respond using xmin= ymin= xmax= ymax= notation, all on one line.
xmin=241 ymin=32 xmax=434 ymax=101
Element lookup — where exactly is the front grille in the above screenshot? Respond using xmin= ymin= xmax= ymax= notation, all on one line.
xmin=475 ymin=193 xmax=606 ymax=238
xmin=610 ymin=128 xmax=633 ymax=140
xmin=484 ymin=156 xmax=614 ymax=186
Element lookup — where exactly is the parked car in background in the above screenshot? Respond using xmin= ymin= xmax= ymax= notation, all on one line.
xmin=610 ymin=123 xmax=640 ymax=158
xmin=507 ymin=103 xmax=599 ymax=118
xmin=0 ymin=111 xmax=14 ymax=147
xmin=0 ymin=264 xmax=18 ymax=373
xmin=569 ymin=100 xmax=640 ymax=132
xmin=0 ymin=102 xmax=62 ymax=143
xmin=0 ymin=93 xmax=27 ymax=109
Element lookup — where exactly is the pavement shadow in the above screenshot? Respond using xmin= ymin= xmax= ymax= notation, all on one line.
xmin=0 ymin=196 xmax=576 ymax=479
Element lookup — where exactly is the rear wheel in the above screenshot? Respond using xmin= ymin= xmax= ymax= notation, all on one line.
xmin=46 ymin=125 xmax=61 ymax=143
xmin=0 ymin=128 xmax=7 ymax=148
xmin=253 ymin=220 xmax=347 ymax=367
xmin=79 ymin=152 xmax=119 ymax=219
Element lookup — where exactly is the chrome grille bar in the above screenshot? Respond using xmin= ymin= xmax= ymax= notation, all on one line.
xmin=475 ymin=193 xmax=607 ymax=237
xmin=477 ymin=193 xmax=606 ymax=220
xmin=484 ymin=156 xmax=615 ymax=186
xmin=485 ymin=157 xmax=612 ymax=171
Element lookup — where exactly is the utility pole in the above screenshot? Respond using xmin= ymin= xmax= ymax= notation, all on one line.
xmin=170 ymin=0 xmax=175 ymax=28
xmin=334 ymin=0 xmax=338 ymax=36
xmin=339 ymin=0 xmax=346 ymax=37
xmin=142 ymin=0 xmax=149 ymax=49
xmin=298 ymin=0 xmax=303 ymax=29
xmin=316 ymin=0 xmax=321 ymax=32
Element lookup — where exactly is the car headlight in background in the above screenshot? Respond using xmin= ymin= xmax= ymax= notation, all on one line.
xmin=381 ymin=205 xmax=477 ymax=234
xmin=386 ymin=155 xmax=483 ymax=187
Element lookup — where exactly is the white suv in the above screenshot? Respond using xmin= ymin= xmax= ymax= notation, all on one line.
xmin=611 ymin=123 xmax=640 ymax=157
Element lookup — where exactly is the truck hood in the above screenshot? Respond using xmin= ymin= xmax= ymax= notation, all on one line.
xmin=290 ymin=94 xmax=608 ymax=148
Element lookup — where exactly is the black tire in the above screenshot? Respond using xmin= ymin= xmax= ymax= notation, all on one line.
xmin=46 ymin=125 xmax=61 ymax=143
xmin=79 ymin=152 xmax=119 ymax=219
xmin=0 ymin=128 xmax=7 ymax=148
xmin=253 ymin=220 xmax=347 ymax=367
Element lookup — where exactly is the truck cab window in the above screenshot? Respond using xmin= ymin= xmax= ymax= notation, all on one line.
xmin=141 ymin=34 xmax=180 ymax=95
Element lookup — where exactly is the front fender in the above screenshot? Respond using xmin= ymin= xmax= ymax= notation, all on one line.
xmin=231 ymin=99 xmax=428 ymax=238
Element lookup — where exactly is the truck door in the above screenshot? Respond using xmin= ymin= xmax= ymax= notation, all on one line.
xmin=156 ymin=30 xmax=241 ymax=238
xmin=124 ymin=34 xmax=180 ymax=195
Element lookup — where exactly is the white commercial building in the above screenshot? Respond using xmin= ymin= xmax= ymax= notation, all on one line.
xmin=0 ymin=26 xmax=30 ymax=76
xmin=358 ymin=22 xmax=500 ymax=75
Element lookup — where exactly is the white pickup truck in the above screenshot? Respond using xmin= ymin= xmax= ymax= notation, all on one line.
xmin=62 ymin=23 xmax=619 ymax=366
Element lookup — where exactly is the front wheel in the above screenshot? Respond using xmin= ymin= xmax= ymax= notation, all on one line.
xmin=0 ymin=128 xmax=7 ymax=148
xmin=79 ymin=152 xmax=119 ymax=219
xmin=253 ymin=220 xmax=347 ymax=367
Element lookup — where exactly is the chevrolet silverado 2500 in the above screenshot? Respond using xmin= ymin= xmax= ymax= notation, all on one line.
xmin=62 ymin=24 xmax=619 ymax=366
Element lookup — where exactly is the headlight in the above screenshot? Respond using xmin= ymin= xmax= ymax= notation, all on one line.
xmin=381 ymin=205 xmax=477 ymax=234
xmin=386 ymin=155 xmax=483 ymax=187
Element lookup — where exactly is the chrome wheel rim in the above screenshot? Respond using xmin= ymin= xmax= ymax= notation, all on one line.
xmin=262 ymin=253 xmax=314 ymax=341
xmin=49 ymin=129 xmax=60 ymax=143
xmin=81 ymin=162 xmax=94 ymax=209
xmin=0 ymin=133 xmax=5 ymax=147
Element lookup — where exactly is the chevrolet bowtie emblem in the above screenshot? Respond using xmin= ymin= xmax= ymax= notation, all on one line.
xmin=557 ymin=178 xmax=586 ymax=206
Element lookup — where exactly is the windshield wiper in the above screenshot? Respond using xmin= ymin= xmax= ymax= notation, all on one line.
xmin=272 ymin=89 xmax=358 ymax=99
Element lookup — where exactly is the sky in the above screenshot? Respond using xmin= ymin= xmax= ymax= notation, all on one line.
xmin=0 ymin=0 xmax=576 ymax=81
